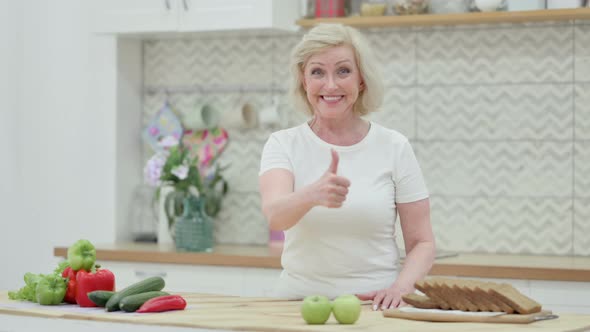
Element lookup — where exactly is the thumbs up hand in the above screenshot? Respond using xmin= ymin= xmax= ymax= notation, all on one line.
xmin=310 ymin=149 xmax=350 ymax=208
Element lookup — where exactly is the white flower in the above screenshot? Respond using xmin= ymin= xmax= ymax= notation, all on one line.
xmin=158 ymin=135 xmax=179 ymax=149
xmin=144 ymin=152 xmax=167 ymax=186
xmin=171 ymin=165 xmax=189 ymax=180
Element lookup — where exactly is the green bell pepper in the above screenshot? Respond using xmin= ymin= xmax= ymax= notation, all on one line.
xmin=67 ymin=239 xmax=96 ymax=271
xmin=35 ymin=274 xmax=66 ymax=305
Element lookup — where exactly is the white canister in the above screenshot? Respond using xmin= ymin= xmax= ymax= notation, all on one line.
xmin=473 ymin=0 xmax=505 ymax=11
xmin=507 ymin=0 xmax=545 ymax=11
xmin=547 ymin=0 xmax=583 ymax=9
xmin=430 ymin=0 xmax=469 ymax=13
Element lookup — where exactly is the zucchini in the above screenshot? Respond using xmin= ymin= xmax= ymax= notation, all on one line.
xmin=119 ymin=291 xmax=169 ymax=312
xmin=87 ymin=290 xmax=115 ymax=307
xmin=105 ymin=276 xmax=165 ymax=312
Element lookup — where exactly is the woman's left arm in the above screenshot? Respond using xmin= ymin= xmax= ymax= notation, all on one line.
xmin=357 ymin=198 xmax=435 ymax=310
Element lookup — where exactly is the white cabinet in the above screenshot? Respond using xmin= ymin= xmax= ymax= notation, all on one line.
xmin=91 ymin=0 xmax=179 ymax=34
xmin=529 ymin=280 xmax=590 ymax=314
xmin=105 ymin=261 xmax=281 ymax=297
xmin=91 ymin=0 xmax=300 ymax=34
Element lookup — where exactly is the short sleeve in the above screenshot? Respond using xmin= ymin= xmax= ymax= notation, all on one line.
xmin=394 ymin=140 xmax=429 ymax=203
xmin=259 ymin=133 xmax=293 ymax=176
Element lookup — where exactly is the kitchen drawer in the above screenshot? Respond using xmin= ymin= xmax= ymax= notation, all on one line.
xmin=546 ymin=305 xmax=590 ymax=314
xmin=105 ymin=261 xmax=245 ymax=295
xmin=530 ymin=280 xmax=590 ymax=308
xmin=241 ymin=267 xmax=281 ymax=297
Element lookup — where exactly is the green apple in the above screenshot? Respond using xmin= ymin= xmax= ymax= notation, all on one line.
xmin=332 ymin=294 xmax=361 ymax=324
xmin=300 ymin=295 xmax=332 ymax=324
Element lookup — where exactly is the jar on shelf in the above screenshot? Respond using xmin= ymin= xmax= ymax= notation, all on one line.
xmin=506 ymin=0 xmax=545 ymax=11
xmin=430 ymin=0 xmax=469 ymax=14
xmin=392 ymin=0 xmax=430 ymax=15
xmin=303 ymin=0 xmax=316 ymax=18
xmin=315 ymin=0 xmax=346 ymax=17
xmin=360 ymin=0 xmax=388 ymax=16
xmin=348 ymin=0 xmax=363 ymax=16
xmin=546 ymin=0 xmax=584 ymax=9
xmin=468 ymin=0 xmax=507 ymax=12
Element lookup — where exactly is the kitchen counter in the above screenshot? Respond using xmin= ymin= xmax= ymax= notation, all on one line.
xmin=54 ymin=243 xmax=590 ymax=282
xmin=2 ymin=291 xmax=590 ymax=332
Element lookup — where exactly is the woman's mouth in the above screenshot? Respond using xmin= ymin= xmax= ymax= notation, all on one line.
xmin=321 ymin=95 xmax=343 ymax=104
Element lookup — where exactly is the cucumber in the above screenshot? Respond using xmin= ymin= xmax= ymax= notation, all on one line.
xmin=87 ymin=290 xmax=115 ymax=307
xmin=119 ymin=291 xmax=169 ymax=312
xmin=105 ymin=276 xmax=165 ymax=312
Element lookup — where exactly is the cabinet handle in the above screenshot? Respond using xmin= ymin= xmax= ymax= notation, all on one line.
xmin=182 ymin=0 xmax=189 ymax=11
xmin=164 ymin=0 xmax=171 ymax=10
xmin=135 ymin=270 xmax=167 ymax=278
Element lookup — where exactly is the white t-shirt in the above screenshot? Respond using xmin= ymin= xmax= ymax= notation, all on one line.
xmin=259 ymin=121 xmax=429 ymax=299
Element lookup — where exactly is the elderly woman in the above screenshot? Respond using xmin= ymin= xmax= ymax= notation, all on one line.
xmin=258 ymin=24 xmax=435 ymax=311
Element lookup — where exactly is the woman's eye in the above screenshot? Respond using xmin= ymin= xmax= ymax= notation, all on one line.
xmin=311 ymin=68 xmax=322 ymax=75
xmin=338 ymin=68 xmax=351 ymax=75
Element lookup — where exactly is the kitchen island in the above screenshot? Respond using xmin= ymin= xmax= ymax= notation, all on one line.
xmin=2 ymin=292 xmax=590 ymax=332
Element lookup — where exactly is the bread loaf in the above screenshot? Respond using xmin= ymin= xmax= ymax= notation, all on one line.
xmin=488 ymin=283 xmax=542 ymax=314
xmin=407 ymin=277 xmax=541 ymax=314
xmin=402 ymin=293 xmax=440 ymax=309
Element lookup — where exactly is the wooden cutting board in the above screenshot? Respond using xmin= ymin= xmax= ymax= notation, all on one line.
xmin=383 ymin=307 xmax=558 ymax=324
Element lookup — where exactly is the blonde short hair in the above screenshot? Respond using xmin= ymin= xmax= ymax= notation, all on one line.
xmin=289 ymin=24 xmax=384 ymax=116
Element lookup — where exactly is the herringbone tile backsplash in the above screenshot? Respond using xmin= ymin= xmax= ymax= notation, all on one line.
xmin=143 ymin=22 xmax=590 ymax=256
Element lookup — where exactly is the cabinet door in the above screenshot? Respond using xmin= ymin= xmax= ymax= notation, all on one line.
xmin=241 ymin=268 xmax=281 ymax=297
xmin=529 ymin=280 xmax=590 ymax=314
xmin=178 ymin=0 xmax=298 ymax=32
xmin=104 ymin=261 xmax=245 ymax=295
xmin=91 ymin=0 xmax=179 ymax=34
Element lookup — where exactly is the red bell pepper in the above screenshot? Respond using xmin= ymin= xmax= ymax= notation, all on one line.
xmin=75 ymin=265 xmax=115 ymax=307
xmin=61 ymin=266 xmax=78 ymax=304
xmin=136 ymin=295 xmax=187 ymax=313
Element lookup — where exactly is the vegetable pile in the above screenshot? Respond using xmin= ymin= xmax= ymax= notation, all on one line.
xmin=8 ymin=239 xmax=186 ymax=313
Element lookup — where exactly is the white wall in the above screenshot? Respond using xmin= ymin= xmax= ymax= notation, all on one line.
xmin=0 ymin=0 xmax=120 ymax=290
xmin=0 ymin=0 xmax=26 ymax=290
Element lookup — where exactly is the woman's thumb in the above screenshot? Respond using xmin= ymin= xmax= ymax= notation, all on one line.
xmin=327 ymin=149 xmax=339 ymax=174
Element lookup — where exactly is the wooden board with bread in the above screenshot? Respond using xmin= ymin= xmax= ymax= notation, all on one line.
xmin=383 ymin=277 xmax=559 ymax=324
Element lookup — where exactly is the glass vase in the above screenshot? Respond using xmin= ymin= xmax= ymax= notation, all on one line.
xmin=174 ymin=195 xmax=214 ymax=252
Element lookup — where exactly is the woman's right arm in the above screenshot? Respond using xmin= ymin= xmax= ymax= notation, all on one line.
xmin=259 ymin=149 xmax=350 ymax=231
xmin=259 ymin=169 xmax=315 ymax=231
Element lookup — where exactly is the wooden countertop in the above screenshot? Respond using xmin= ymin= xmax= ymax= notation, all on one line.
xmin=53 ymin=243 xmax=590 ymax=282
xmin=2 ymin=292 xmax=590 ymax=331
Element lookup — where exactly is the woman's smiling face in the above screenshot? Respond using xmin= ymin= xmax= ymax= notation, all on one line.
xmin=302 ymin=45 xmax=364 ymax=119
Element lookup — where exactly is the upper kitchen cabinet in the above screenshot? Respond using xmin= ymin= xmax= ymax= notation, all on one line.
xmin=91 ymin=0 xmax=301 ymax=34
xmin=91 ymin=0 xmax=179 ymax=34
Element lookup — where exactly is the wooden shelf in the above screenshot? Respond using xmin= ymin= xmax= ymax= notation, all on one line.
xmin=296 ymin=7 xmax=590 ymax=28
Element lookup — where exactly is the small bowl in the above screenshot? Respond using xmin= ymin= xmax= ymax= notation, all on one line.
xmin=361 ymin=3 xmax=387 ymax=16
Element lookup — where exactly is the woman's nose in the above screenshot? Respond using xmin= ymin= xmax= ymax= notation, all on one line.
xmin=324 ymin=74 xmax=337 ymax=90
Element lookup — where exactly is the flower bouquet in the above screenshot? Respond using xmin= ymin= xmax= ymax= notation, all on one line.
xmin=144 ymin=135 xmax=228 ymax=235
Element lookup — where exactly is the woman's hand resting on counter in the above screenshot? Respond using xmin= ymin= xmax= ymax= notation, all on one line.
xmin=356 ymin=284 xmax=414 ymax=311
